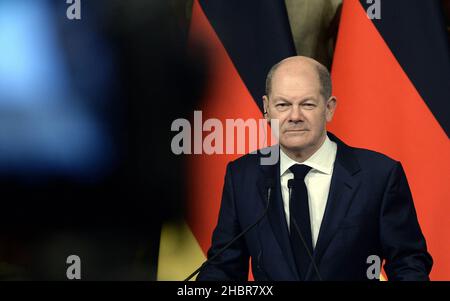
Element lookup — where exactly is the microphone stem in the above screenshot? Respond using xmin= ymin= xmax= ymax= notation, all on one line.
xmin=184 ymin=187 xmax=272 ymax=281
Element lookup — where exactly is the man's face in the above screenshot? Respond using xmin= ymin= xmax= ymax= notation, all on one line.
xmin=263 ymin=65 xmax=336 ymax=156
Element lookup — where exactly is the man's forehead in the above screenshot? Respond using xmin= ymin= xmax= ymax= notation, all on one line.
xmin=271 ymin=68 xmax=320 ymax=89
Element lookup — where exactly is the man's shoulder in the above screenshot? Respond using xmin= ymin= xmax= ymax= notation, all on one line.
xmin=329 ymin=132 xmax=399 ymax=170
xmin=347 ymin=145 xmax=399 ymax=173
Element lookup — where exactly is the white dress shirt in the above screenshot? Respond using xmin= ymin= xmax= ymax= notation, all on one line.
xmin=280 ymin=134 xmax=337 ymax=249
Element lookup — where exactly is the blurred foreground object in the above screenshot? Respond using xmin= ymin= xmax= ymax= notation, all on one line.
xmin=0 ymin=0 xmax=204 ymax=280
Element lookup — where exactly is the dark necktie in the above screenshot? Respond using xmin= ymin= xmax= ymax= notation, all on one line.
xmin=289 ymin=164 xmax=313 ymax=280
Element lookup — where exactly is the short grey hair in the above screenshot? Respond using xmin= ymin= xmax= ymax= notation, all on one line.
xmin=265 ymin=61 xmax=332 ymax=100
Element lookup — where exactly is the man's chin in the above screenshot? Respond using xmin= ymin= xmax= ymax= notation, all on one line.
xmin=280 ymin=136 xmax=309 ymax=147
xmin=280 ymin=140 xmax=309 ymax=153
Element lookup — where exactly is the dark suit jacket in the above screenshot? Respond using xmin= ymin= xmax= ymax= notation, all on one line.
xmin=197 ymin=133 xmax=432 ymax=281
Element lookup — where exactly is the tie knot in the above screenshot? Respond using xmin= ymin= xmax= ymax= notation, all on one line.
xmin=289 ymin=164 xmax=312 ymax=180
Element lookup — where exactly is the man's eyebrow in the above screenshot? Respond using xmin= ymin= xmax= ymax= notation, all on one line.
xmin=272 ymin=97 xmax=289 ymax=102
xmin=300 ymin=97 xmax=318 ymax=102
xmin=272 ymin=96 xmax=318 ymax=102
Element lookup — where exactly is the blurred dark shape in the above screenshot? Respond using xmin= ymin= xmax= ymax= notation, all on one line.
xmin=0 ymin=0 xmax=205 ymax=280
xmin=443 ymin=0 xmax=450 ymax=43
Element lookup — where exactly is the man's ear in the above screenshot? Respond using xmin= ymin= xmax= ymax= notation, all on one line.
xmin=262 ymin=95 xmax=269 ymax=118
xmin=325 ymin=96 xmax=337 ymax=122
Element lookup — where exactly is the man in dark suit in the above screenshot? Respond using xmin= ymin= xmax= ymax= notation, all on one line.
xmin=197 ymin=56 xmax=432 ymax=281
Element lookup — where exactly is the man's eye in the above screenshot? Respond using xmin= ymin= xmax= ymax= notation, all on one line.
xmin=276 ymin=103 xmax=288 ymax=107
xmin=303 ymin=103 xmax=315 ymax=108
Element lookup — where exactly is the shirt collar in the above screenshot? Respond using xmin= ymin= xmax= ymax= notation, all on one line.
xmin=280 ymin=134 xmax=336 ymax=176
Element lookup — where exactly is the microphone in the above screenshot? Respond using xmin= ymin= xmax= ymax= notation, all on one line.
xmin=287 ymin=179 xmax=323 ymax=281
xmin=184 ymin=178 xmax=275 ymax=281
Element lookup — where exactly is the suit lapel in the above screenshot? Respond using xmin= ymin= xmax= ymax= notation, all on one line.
xmin=305 ymin=133 xmax=362 ymax=280
xmin=256 ymin=153 xmax=299 ymax=280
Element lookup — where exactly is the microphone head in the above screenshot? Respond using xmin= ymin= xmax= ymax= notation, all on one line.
xmin=287 ymin=179 xmax=295 ymax=189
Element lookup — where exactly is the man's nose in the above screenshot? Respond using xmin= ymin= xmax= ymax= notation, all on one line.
xmin=288 ymin=105 xmax=304 ymax=123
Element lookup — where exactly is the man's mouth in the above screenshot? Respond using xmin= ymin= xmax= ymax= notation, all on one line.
xmin=285 ymin=129 xmax=308 ymax=133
